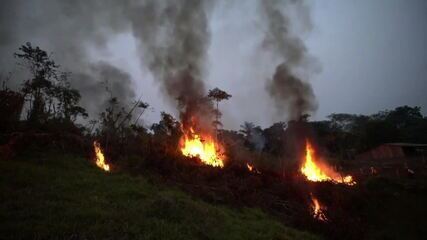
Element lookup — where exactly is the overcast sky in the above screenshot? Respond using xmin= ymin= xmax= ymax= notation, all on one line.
xmin=2 ymin=0 xmax=427 ymax=130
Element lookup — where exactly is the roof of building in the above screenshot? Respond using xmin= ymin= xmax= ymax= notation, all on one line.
xmin=384 ymin=143 xmax=427 ymax=147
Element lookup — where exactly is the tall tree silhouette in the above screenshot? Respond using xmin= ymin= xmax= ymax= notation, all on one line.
xmin=207 ymin=87 xmax=231 ymax=138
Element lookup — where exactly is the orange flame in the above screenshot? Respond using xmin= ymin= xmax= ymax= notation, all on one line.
xmin=301 ymin=141 xmax=355 ymax=185
xmin=180 ymin=128 xmax=224 ymax=168
xmin=311 ymin=195 xmax=327 ymax=221
xmin=246 ymin=163 xmax=261 ymax=174
xmin=247 ymin=163 xmax=254 ymax=171
xmin=93 ymin=141 xmax=110 ymax=172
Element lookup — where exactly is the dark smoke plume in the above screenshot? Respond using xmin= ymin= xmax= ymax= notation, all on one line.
xmin=260 ymin=0 xmax=318 ymax=120
xmin=129 ymin=0 xmax=215 ymax=132
xmin=1 ymin=0 xmax=215 ymax=130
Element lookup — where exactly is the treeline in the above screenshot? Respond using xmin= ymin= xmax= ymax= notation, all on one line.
xmin=223 ymin=106 xmax=427 ymax=171
xmin=0 ymin=43 xmax=232 ymax=168
xmin=1 ymin=43 xmax=426 ymax=169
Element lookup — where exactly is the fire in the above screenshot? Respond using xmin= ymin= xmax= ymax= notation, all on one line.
xmin=301 ymin=141 xmax=355 ymax=185
xmin=180 ymin=128 xmax=224 ymax=168
xmin=311 ymin=195 xmax=327 ymax=221
xmin=247 ymin=163 xmax=254 ymax=171
xmin=246 ymin=163 xmax=261 ymax=174
xmin=93 ymin=141 xmax=110 ymax=172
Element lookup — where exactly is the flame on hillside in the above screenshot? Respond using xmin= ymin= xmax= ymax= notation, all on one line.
xmin=311 ymin=195 xmax=327 ymax=221
xmin=301 ymin=141 xmax=355 ymax=185
xmin=93 ymin=141 xmax=110 ymax=172
xmin=180 ymin=128 xmax=224 ymax=168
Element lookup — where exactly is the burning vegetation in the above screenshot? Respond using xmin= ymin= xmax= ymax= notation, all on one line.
xmin=311 ymin=195 xmax=327 ymax=222
xmin=2 ymin=0 xmax=427 ymax=239
xmin=301 ymin=141 xmax=355 ymax=185
xmin=180 ymin=127 xmax=225 ymax=168
xmin=93 ymin=141 xmax=110 ymax=172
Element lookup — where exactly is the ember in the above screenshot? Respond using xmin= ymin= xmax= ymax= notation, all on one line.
xmin=93 ymin=141 xmax=110 ymax=172
xmin=180 ymin=128 xmax=224 ymax=168
xmin=301 ymin=141 xmax=355 ymax=185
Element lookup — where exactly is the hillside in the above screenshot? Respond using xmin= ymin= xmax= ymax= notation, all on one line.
xmin=0 ymin=153 xmax=320 ymax=240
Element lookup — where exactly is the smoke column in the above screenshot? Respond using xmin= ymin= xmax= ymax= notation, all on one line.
xmin=260 ymin=0 xmax=318 ymax=120
xmin=129 ymin=0 xmax=215 ymax=131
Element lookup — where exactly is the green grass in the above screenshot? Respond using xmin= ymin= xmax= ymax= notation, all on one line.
xmin=0 ymin=154 xmax=319 ymax=240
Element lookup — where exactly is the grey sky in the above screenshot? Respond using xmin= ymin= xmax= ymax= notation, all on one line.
xmin=1 ymin=0 xmax=426 ymax=130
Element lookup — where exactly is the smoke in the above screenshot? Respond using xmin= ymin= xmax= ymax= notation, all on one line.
xmin=73 ymin=62 xmax=135 ymax=116
xmin=249 ymin=130 xmax=266 ymax=152
xmin=260 ymin=0 xmax=318 ymax=120
xmin=127 ymin=0 xmax=215 ymax=132
xmin=0 ymin=0 xmax=134 ymax=119
xmin=1 ymin=0 xmax=215 ymax=130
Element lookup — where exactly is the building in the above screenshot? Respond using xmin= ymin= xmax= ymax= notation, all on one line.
xmin=354 ymin=143 xmax=427 ymax=177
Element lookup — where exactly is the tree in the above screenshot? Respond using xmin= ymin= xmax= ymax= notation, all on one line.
xmin=134 ymin=102 xmax=149 ymax=125
xmin=15 ymin=42 xmax=58 ymax=123
xmin=14 ymin=42 xmax=87 ymax=125
xmin=239 ymin=122 xmax=265 ymax=151
xmin=263 ymin=122 xmax=287 ymax=155
xmin=207 ymin=88 xmax=231 ymax=137
xmin=239 ymin=121 xmax=255 ymax=138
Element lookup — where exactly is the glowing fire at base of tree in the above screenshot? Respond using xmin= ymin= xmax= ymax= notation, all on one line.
xmin=180 ymin=128 xmax=224 ymax=168
xmin=311 ymin=195 xmax=327 ymax=221
xmin=93 ymin=141 xmax=110 ymax=172
xmin=301 ymin=141 xmax=355 ymax=185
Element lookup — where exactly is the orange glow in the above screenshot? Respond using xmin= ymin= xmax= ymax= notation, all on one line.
xmin=311 ymin=195 xmax=327 ymax=221
xmin=180 ymin=128 xmax=224 ymax=168
xmin=301 ymin=141 xmax=355 ymax=185
xmin=247 ymin=163 xmax=254 ymax=171
xmin=93 ymin=141 xmax=110 ymax=172
xmin=246 ymin=163 xmax=261 ymax=174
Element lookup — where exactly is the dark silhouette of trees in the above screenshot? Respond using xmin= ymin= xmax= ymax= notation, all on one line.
xmin=313 ymin=105 xmax=427 ymax=157
xmin=239 ymin=122 xmax=265 ymax=151
xmin=263 ymin=122 xmax=287 ymax=155
xmin=0 ymin=80 xmax=24 ymax=132
xmin=14 ymin=42 xmax=87 ymax=126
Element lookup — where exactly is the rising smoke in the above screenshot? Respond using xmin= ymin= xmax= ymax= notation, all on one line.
xmin=128 ymin=0 xmax=215 ymax=132
xmin=1 ymin=0 xmax=317 ymax=126
xmin=260 ymin=0 xmax=318 ymax=120
xmin=0 ymin=0 xmax=135 ymax=118
xmin=0 ymin=0 xmax=215 ymax=130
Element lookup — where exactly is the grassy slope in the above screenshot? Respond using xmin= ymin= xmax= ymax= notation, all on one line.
xmin=0 ymin=154 xmax=319 ymax=240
